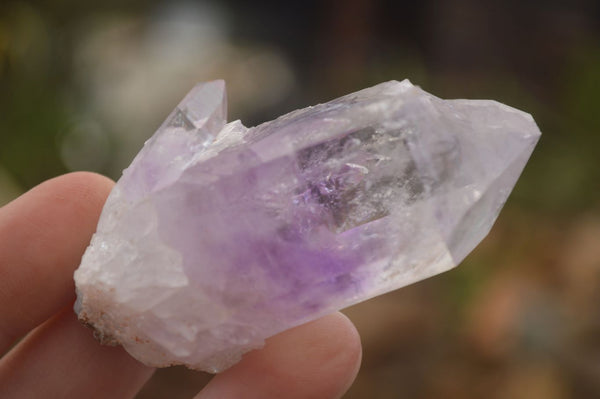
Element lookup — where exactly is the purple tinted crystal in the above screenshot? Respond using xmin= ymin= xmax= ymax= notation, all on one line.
xmin=74 ymin=79 xmax=540 ymax=372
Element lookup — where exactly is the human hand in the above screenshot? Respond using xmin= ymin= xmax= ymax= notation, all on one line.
xmin=0 ymin=172 xmax=362 ymax=398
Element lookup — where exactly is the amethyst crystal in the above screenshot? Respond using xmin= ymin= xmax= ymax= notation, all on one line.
xmin=74 ymin=79 xmax=540 ymax=372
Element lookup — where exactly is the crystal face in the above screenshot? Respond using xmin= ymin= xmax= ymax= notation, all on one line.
xmin=74 ymin=80 xmax=541 ymax=372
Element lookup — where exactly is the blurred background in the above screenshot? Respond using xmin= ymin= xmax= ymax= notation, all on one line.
xmin=1 ymin=0 xmax=599 ymax=397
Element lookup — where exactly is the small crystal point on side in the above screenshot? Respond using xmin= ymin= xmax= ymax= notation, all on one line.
xmin=163 ymin=79 xmax=227 ymax=134
xmin=119 ymin=80 xmax=228 ymax=198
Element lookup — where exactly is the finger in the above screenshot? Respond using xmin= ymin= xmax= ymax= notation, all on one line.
xmin=0 ymin=308 xmax=154 ymax=398
xmin=0 ymin=172 xmax=113 ymax=353
xmin=196 ymin=312 xmax=362 ymax=399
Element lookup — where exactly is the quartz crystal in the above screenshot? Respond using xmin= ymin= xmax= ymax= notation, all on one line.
xmin=74 ymin=79 xmax=541 ymax=372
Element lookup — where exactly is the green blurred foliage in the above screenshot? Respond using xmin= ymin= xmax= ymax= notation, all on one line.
xmin=0 ymin=2 xmax=68 ymax=187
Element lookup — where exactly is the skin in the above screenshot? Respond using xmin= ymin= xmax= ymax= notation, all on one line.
xmin=0 ymin=172 xmax=362 ymax=398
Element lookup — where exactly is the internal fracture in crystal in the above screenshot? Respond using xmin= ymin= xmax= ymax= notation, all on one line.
xmin=74 ymin=79 xmax=541 ymax=372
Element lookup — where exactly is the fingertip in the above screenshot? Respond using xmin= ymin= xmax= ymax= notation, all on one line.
xmin=298 ymin=312 xmax=362 ymax=397
xmin=197 ymin=312 xmax=362 ymax=399
xmin=328 ymin=312 xmax=363 ymax=392
xmin=35 ymin=171 xmax=114 ymax=210
xmin=58 ymin=171 xmax=114 ymax=195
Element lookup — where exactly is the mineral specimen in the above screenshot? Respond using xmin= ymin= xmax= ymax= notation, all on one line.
xmin=74 ymin=79 xmax=541 ymax=372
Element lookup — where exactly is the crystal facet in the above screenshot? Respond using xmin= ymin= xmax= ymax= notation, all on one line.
xmin=74 ymin=80 xmax=541 ymax=372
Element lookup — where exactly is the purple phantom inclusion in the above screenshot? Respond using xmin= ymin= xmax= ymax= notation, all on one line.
xmin=74 ymin=79 xmax=541 ymax=372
